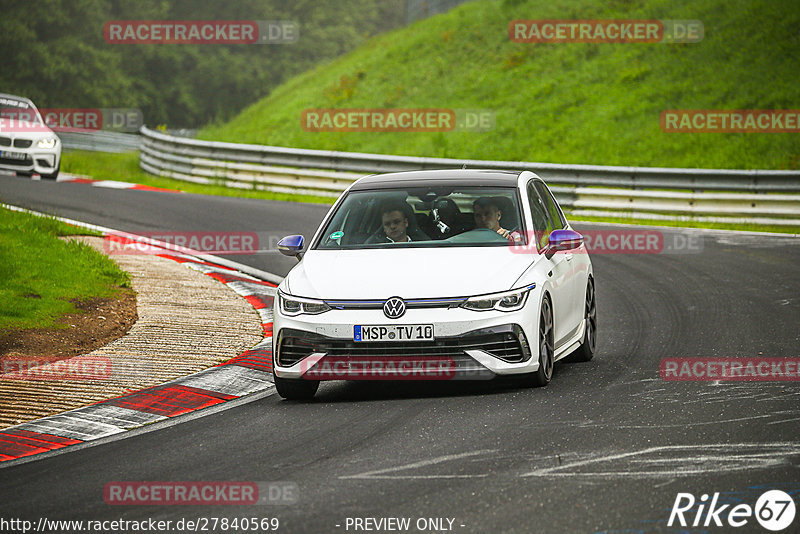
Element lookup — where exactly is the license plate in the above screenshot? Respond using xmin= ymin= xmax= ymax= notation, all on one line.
xmin=354 ymin=324 xmax=434 ymax=342
xmin=0 ymin=150 xmax=27 ymax=160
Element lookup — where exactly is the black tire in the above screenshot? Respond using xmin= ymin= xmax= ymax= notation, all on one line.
xmin=568 ymin=279 xmax=597 ymax=362
xmin=274 ymin=375 xmax=319 ymax=400
xmin=520 ymin=296 xmax=554 ymax=387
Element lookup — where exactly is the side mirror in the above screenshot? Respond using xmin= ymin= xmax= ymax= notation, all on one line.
xmin=545 ymin=229 xmax=583 ymax=259
xmin=277 ymin=235 xmax=304 ymax=261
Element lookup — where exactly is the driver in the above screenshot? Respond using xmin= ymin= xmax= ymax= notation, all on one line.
xmin=377 ymin=200 xmax=412 ymax=243
xmin=472 ymin=197 xmax=519 ymax=241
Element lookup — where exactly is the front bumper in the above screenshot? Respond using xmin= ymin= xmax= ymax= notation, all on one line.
xmin=0 ymin=136 xmax=60 ymax=175
xmin=273 ymin=306 xmax=539 ymax=381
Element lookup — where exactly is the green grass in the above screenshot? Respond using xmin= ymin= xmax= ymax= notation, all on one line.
xmin=61 ymin=150 xmax=336 ymax=205
xmin=199 ymin=0 xmax=800 ymax=170
xmin=0 ymin=207 xmax=131 ymax=331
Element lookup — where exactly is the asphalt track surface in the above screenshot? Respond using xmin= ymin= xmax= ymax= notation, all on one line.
xmin=1 ymin=176 xmax=799 ymax=534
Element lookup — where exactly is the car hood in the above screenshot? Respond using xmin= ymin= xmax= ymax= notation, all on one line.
xmin=283 ymin=247 xmax=540 ymax=299
xmin=1 ymin=120 xmax=55 ymax=137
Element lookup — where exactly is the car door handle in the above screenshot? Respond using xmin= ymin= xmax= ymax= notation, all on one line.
xmin=565 ymin=253 xmax=573 ymax=261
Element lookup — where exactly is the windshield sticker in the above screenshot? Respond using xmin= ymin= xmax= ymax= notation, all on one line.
xmin=330 ymin=231 xmax=344 ymax=240
xmin=0 ymin=98 xmax=29 ymax=109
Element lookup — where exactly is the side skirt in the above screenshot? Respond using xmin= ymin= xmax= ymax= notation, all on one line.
xmin=553 ymin=318 xmax=586 ymax=362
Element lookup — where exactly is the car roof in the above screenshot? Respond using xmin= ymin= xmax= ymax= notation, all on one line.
xmin=350 ymin=169 xmax=523 ymax=191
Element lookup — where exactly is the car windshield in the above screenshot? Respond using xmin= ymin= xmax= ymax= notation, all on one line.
xmin=314 ymin=186 xmax=527 ymax=249
xmin=0 ymin=97 xmax=41 ymax=123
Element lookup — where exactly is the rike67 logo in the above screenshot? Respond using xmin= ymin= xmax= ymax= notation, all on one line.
xmin=669 ymin=490 xmax=796 ymax=531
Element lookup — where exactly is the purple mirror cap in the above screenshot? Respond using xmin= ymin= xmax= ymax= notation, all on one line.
xmin=549 ymin=229 xmax=583 ymax=250
xmin=278 ymin=234 xmax=304 ymax=255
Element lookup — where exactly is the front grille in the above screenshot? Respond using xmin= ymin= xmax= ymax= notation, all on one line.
xmin=277 ymin=327 xmax=529 ymax=367
xmin=325 ymin=297 xmax=466 ymax=310
xmin=13 ymin=139 xmax=32 ymax=148
xmin=0 ymin=137 xmax=10 ymax=147
xmin=0 ymin=156 xmax=32 ymax=166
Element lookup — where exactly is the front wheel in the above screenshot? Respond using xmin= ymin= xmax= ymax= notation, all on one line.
xmin=274 ymin=375 xmax=319 ymax=400
xmin=520 ymin=296 xmax=554 ymax=387
xmin=568 ymin=279 xmax=596 ymax=362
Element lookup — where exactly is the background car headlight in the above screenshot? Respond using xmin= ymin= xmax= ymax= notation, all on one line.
xmin=37 ymin=138 xmax=57 ymax=149
xmin=279 ymin=292 xmax=331 ymax=316
xmin=461 ymin=285 xmax=534 ymax=312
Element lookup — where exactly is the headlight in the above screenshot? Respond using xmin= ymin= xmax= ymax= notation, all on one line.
xmin=37 ymin=138 xmax=57 ymax=149
xmin=279 ymin=292 xmax=331 ymax=316
xmin=460 ymin=284 xmax=535 ymax=312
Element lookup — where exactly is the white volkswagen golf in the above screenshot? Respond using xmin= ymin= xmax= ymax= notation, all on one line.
xmin=273 ymin=169 xmax=596 ymax=399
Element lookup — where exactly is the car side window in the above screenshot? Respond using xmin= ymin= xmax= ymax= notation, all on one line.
xmin=527 ymin=182 xmax=554 ymax=250
xmin=534 ymin=182 xmax=565 ymax=231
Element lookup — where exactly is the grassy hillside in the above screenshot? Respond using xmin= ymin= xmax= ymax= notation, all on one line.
xmin=200 ymin=0 xmax=799 ymax=169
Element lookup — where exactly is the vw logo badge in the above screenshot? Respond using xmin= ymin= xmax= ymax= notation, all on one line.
xmin=383 ymin=297 xmax=406 ymax=319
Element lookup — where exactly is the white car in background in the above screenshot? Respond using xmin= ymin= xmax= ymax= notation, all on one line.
xmin=0 ymin=93 xmax=61 ymax=179
xmin=272 ymin=169 xmax=597 ymax=400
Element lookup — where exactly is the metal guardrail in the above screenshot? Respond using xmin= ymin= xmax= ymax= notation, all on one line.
xmin=59 ymin=130 xmax=140 ymax=153
xmin=139 ymin=126 xmax=800 ymax=226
